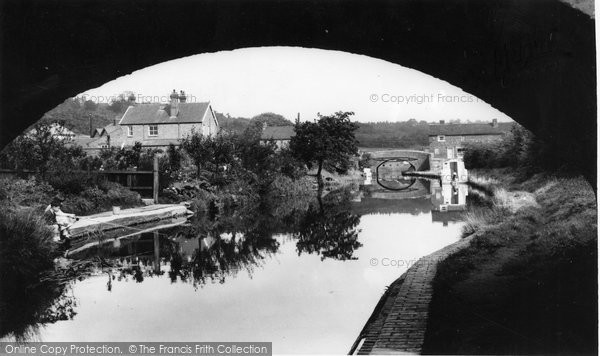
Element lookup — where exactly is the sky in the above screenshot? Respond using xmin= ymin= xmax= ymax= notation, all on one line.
xmin=80 ymin=47 xmax=512 ymax=123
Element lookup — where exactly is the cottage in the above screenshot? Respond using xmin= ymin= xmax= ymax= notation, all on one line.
xmin=116 ymin=90 xmax=219 ymax=148
xmin=428 ymin=119 xmax=513 ymax=159
xmin=260 ymin=125 xmax=295 ymax=149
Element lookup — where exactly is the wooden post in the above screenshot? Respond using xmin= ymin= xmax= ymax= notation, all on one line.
xmin=153 ymin=155 xmax=159 ymax=204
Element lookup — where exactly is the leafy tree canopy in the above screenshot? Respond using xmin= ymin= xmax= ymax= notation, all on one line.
xmin=250 ymin=112 xmax=293 ymax=127
xmin=289 ymin=111 xmax=359 ymax=185
xmin=37 ymin=97 xmax=128 ymax=135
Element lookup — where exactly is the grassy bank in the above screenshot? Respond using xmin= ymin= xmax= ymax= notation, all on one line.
xmin=0 ymin=175 xmax=144 ymax=339
xmin=422 ymin=170 xmax=597 ymax=354
xmin=0 ymin=208 xmax=61 ymax=339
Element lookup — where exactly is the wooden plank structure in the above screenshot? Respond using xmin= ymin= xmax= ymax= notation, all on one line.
xmin=69 ymin=204 xmax=192 ymax=238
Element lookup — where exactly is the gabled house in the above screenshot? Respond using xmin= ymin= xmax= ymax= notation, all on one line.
xmin=116 ymin=90 xmax=219 ymax=148
xmin=428 ymin=119 xmax=514 ymax=159
xmin=72 ymin=123 xmax=125 ymax=154
xmin=260 ymin=125 xmax=295 ymax=149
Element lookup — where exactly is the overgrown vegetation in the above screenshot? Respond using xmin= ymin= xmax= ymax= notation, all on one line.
xmin=463 ymin=123 xmax=581 ymax=179
xmin=423 ymin=172 xmax=597 ymax=354
xmin=422 ymin=121 xmax=598 ymax=354
xmin=37 ymin=96 xmax=128 ymax=135
xmin=0 ymin=208 xmax=63 ymax=339
xmin=177 ymin=119 xmax=311 ymax=210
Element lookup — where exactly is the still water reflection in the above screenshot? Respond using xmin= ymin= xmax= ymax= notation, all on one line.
xmin=3 ymin=181 xmax=467 ymax=354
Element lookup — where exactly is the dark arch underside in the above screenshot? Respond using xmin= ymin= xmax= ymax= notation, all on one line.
xmin=0 ymin=0 xmax=595 ymax=182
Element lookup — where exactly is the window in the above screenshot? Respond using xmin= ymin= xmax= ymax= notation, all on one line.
xmin=127 ymin=126 xmax=133 ymax=137
xmin=434 ymin=148 xmax=440 ymax=155
xmin=148 ymin=125 xmax=158 ymax=136
xmin=437 ymin=135 xmax=445 ymax=142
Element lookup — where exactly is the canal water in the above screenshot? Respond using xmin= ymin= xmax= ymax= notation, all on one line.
xmin=3 ymin=180 xmax=468 ymax=354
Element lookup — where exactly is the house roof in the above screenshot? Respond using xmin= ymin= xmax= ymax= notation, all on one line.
xmin=104 ymin=124 xmax=123 ymax=134
xmin=71 ymin=135 xmax=97 ymax=147
xmin=91 ymin=128 xmax=104 ymax=137
xmin=260 ymin=126 xmax=295 ymax=140
xmin=72 ymin=125 xmax=124 ymax=148
xmin=119 ymin=102 xmax=212 ymax=125
xmin=428 ymin=122 xmax=514 ymax=136
xmin=89 ymin=124 xmax=123 ymax=138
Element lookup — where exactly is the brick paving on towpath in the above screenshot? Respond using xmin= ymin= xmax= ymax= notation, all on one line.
xmin=352 ymin=234 xmax=477 ymax=355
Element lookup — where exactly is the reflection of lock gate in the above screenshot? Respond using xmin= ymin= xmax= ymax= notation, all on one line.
xmin=430 ymin=183 xmax=469 ymax=212
xmin=440 ymin=159 xmax=469 ymax=183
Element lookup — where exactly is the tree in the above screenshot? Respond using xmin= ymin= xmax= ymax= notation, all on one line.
xmin=0 ymin=121 xmax=84 ymax=175
xmin=289 ymin=111 xmax=359 ymax=186
xmin=38 ymin=97 xmax=123 ymax=134
xmin=108 ymin=91 xmax=135 ymax=113
xmin=234 ymin=132 xmax=278 ymax=180
xmin=83 ymin=100 xmax=98 ymax=111
xmin=250 ymin=112 xmax=293 ymax=127
xmin=166 ymin=144 xmax=183 ymax=172
xmin=180 ymin=130 xmax=235 ymax=181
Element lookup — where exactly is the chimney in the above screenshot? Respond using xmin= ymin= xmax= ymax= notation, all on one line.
xmin=439 ymin=120 xmax=445 ymax=124
xmin=169 ymin=89 xmax=179 ymax=118
xmin=179 ymin=90 xmax=187 ymax=103
xmin=113 ymin=116 xmax=118 ymax=126
xmin=128 ymin=93 xmax=136 ymax=106
xmin=492 ymin=118 xmax=498 ymax=127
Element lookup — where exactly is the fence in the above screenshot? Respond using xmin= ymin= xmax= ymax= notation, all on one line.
xmin=0 ymin=157 xmax=160 ymax=202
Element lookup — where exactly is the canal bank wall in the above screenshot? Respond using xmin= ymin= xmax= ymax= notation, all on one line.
xmin=350 ymin=232 xmax=478 ymax=355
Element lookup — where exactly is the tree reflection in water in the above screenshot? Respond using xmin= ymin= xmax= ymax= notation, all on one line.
xmin=108 ymin=187 xmax=362 ymax=286
xmin=296 ymin=189 xmax=362 ymax=261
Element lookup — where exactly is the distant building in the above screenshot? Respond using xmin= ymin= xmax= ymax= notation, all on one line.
xmin=116 ymin=90 xmax=219 ymax=148
xmin=428 ymin=119 xmax=513 ymax=159
xmin=72 ymin=123 xmax=125 ymax=154
xmin=260 ymin=125 xmax=295 ymax=149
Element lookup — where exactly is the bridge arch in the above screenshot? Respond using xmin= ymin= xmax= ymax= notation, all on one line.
xmin=1 ymin=0 xmax=594 ymax=182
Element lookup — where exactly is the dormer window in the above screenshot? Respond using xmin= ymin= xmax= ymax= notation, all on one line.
xmin=437 ymin=135 xmax=446 ymax=142
xmin=149 ymin=125 xmax=158 ymax=137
